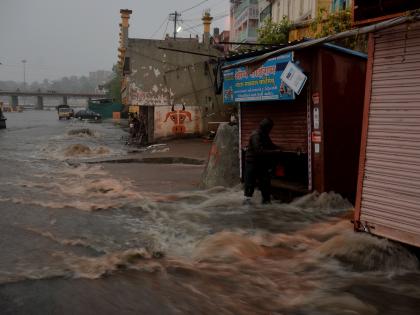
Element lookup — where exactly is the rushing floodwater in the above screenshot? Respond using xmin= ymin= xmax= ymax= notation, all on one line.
xmin=0 ymin=111 xmax=419 ymax=315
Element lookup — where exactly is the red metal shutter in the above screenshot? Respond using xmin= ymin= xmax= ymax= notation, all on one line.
xmin=358 ymin=21 xmax=420 ymax=247
xmin=240 ymin=101 xmax=308 ymax=153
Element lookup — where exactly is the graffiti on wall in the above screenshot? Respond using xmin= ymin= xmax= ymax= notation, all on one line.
xmin=129 ymin=82 xmax=169 ymax=106
xmin=132 ymin=90 xmax=168 ymax=106
xmin=155 ymin=105 xmax=201 ymax=139
xmin=163 ymin=104 xmax=193 ymax=135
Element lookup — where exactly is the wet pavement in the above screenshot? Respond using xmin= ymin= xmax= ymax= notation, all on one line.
xmin=0 ymin=110 xmax=420 ymax=315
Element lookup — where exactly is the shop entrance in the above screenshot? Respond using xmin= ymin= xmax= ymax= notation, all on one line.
xmin=240 ymin=95 xmax=310 ymax=197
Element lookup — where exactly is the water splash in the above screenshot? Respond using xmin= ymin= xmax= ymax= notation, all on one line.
xmin=58 ymin=248 xmax=164 ymax=279
xmin=317 ymin=231 xmax=419 ymax=273
xmin=63 ymin=144 xmax=110 ymax=157
xmin=67 ymin=128 xmax=99 ymax=138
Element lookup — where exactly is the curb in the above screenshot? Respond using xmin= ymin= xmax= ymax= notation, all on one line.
xmin=68 ymin=156 xmax=205 ymax=166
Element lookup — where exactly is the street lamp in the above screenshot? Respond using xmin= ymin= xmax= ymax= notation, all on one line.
xmin=22 ymin=60 xmax=27 ymax=107
xmin=22 ymin=60 xmax=27 ymax=90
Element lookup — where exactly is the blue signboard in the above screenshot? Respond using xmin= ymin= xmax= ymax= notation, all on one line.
xmin=223 ymin=52 xmax=294 ymax=103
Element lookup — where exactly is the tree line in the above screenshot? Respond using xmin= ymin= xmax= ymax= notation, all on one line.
xmin=0 ymin=70 xmax=112 ymax=94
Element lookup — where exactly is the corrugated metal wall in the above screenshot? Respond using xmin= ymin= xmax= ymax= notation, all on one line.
xmin=240 ymin=100 xmax=308 ymax=153
xmin=357 ymin=21 xmax=420 ymax=247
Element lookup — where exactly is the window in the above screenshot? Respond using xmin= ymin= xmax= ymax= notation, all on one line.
xmin=332 ymin=0 xmax=349 ymax=12
xmin=260 ymin=4 xmax=272 ymax=23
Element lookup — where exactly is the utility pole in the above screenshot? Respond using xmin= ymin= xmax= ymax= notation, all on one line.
xmin=169 ymin=11 xmax=181 ymax=39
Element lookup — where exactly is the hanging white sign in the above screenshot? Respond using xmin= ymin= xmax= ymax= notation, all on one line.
xmin=281 ymin=61 xmax=307 ymax=95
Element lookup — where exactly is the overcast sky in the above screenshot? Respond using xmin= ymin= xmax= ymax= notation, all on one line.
xmin=0 ymin=0 xmax=229 ymax=83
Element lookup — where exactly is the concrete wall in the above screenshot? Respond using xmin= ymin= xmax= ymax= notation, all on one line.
xmin=154 ymin=105 xmax=202 ymax=139
xmin=201 ymin=123 xmax=240 ymax=189
xmin=123 ymin=37 xmax=226 ymax=141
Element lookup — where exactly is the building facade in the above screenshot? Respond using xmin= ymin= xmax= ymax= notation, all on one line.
xmin=117 ymin=10 xmax=227 ymax=142
xmin=258 ymin=0 xmax=353 ymax=41
xmin=258 ymin=0 xmax=272 ymax=23
xmin=213 ymin=29 xmax=231 ymax=54
xmin=230 ymin=0 xmax=260 ymax=44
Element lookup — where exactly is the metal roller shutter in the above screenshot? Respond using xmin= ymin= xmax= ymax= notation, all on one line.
xmin=359 ymin=21 xmax=420 ymax=247
xmin=240 ymin=101 xmax=308 ymax=153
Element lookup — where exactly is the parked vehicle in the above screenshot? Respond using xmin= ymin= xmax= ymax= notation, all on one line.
xmin=58 ymin=107 xmax=74 ymax=120
xmin=74 ymin=109 xmax=101 ymax=121
xmin=57 ymin=104 xmax=74 ymax=120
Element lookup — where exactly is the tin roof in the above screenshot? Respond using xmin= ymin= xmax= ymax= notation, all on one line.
xmin=224 ymin=39 xmax=307 ymax=62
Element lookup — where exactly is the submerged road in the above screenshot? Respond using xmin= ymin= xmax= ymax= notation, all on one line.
xmin=0 ymin=111 xmax=420 ymax=315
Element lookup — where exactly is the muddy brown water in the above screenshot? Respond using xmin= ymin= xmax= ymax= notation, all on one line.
xmin=0 ymin=111 xmax=419 ymax=315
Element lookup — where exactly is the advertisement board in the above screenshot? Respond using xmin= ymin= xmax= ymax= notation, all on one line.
xmin=281 ymin=61 xmax=307 ymax=95
xmin=223 ymin=52 xmax=294 ymax=103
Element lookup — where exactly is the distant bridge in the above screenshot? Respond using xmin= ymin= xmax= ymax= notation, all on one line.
xmin=0 ymin=90 xmax=106 ymax=109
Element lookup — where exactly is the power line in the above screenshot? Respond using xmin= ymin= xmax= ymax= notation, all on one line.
xmin=182 ymin=21 xmax=201 ymax=32
xmin=181 ymin=0 xmax=209 ymax=13
xmin=180 ymin=21 xmax=203 ymax=32
xmin=179 ymin=14 xmax=227 ymax=33
xmin=180 ymin=0 xmax=228 ymax=20
xmin=150 ymin=16 xmax=169 ymax=39
xmin=212 ymin=0 xmax=227 ymax=9
xmin=162 ymin=19 xmax=170 ymax=39
xmin=213 ymin=13 xmax=229 ymax=20
xmin=179 ymin=21 xmax=201 ymax=36
xmin=184 ymin=11 xmax=228 ymax=20
xmin=163 ymin=1 xmax=228 ymax=39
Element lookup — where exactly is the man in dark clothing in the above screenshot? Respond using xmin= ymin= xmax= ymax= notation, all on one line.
xmin=244 ymin=118 xmax=278 ymax=204
xmin=137 ymin=113 xmax=147 ymax=145
xmin=131 ymin=114 xmax=140 ymax=144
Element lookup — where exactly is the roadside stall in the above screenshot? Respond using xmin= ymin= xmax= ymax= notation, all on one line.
xmin=223 ymin=43 xmax=367 ymax=202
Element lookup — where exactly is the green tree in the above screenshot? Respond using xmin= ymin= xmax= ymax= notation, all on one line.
xmin=310 ymin=8 xmax=352 ymax=38
xmin=257 ymin=17 xmax=292 ymax=45
xmin=104 ymin=64 xmax=122 ymax=103
xmin=310 ymin=9 xmax=367 ymax=52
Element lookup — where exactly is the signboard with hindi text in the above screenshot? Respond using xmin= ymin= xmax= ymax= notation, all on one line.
xmin=223 ymin=53 xmax=295 ymax=103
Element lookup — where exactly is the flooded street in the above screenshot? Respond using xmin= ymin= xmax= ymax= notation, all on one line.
xmin=1 ymin=111 xmax=420 ymax=315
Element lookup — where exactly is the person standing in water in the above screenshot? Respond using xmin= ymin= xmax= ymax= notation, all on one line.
xmin=244 ymin=118 xmax=279 ymax=204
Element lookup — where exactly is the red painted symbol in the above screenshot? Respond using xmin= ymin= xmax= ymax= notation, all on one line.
xmin=164 ymin=104 xmax=192 ymax=135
